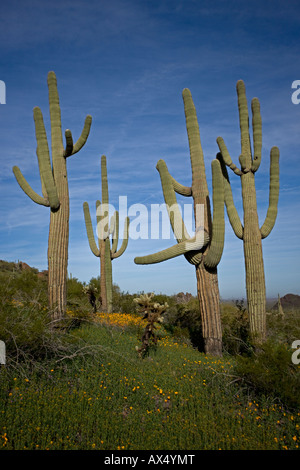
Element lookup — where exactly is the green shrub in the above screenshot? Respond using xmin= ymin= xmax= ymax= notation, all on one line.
xmin=221 ymin=300 xmax=253 ymax=355
xmin=234 ymin=339 xmax=300 ymax=409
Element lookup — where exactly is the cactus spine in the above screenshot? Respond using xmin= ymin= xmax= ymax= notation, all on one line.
xmin=83 ymin=155 xmax=130 ymax=313
xmin=217 ymin=80 xmax=279 ymax=342
xmin=13 ymin=71 xmax=92 ymax=320
xmin=135 ymin=89 xmax=225 ymax=356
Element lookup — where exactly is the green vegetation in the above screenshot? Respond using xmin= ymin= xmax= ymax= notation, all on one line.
xmin=0 ymin=266 xmax=299 ymax=450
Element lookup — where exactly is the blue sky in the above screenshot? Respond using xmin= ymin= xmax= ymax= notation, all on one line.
xmin=0 ymin=0 xmax=300 ymax=300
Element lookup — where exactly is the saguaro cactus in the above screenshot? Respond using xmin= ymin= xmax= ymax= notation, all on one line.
xmin=13 ymin=71 xmax=92 ymax=320
xmin=216 ymin=80 xmax=279 ymax=342
xmin=134 ymin=89 xmax=225 ymax=356
xmin=83 ymin=155 xmax=130 ymax=313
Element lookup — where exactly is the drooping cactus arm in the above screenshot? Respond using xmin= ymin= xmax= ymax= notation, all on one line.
xmin=156 ymin=159 xmax=190 ymax=242
xmin=112 ymin=217 xmax=130 ymax=259
xmin=251 ymin=97 xmax=262 ymax=172
xmin=216 ymin=153 xmax=244 ymax=239
xmin=64 ymin=115 xmax=92 ymax=157
xmin=12 ymin=166 xmax=50 ymax=207
xmin=33 ymin=107 xmax=60 ymax=209
xmin=134 ymin=230 xmax=208 ymax=265
xmin=203 ymin=159 xmax=225 ymax=268
xmin=260 ymin=146 xmax=280 ymax=239
xmin=169 ymin=175 xmax=192 ymax=196
xmin=83 ymin=201 xmax=100 ymax=257
xmin=216 ymin=137 xmax=243 ymax=176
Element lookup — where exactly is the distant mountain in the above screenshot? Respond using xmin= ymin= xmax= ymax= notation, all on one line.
xmin=0 ymin=260 xmax=48 ymax=279
xmin=271 ymin=293 xmax=300 ymax=311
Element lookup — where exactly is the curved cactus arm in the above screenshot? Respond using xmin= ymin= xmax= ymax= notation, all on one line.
xmin=12 ymin=166 xmax=50 ymax=207
xmin=203 ymin=159 xmax=225 ymax=269
xmin=169 ymin=175 xmax=192 ymax=196
xmin=156 ymin=159 xmax=190 ymax=242
xmin=217 ymin=153 xmax=244 ymax=239
xmin=83 ymin=201 xmax=100 ymax=257
xmin=112 ymin=216 xmax=130 ymax=259
xmin=260 ymin=146 xmax=280 ymax=239
xmin=63 ymin=129 xmax=73 ymax=157
xmin=216 ymin=137 xmax=243 ymax=176
xmin=65 ymin=115 xmax=92 ymax=157
xmin=111 ymin=210 xmax=119 ymax=254
xmin=134 ymin=230 xmax=208 ymax=265
xmin=251 ymin=97 xmax=262 ymax=172
xmin=33 ymin=107 xmax=60 ymax=209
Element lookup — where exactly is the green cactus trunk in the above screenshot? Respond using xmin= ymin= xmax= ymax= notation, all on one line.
xmin=196 ymin=264 xmax=222 ymax=355
xmin=99 ymin=239 xmax=107 ymax=312
xmin=241 ymin=171 xmax=266 ymax=339
xmin=13 ymin=71 xmax=92 ymax=321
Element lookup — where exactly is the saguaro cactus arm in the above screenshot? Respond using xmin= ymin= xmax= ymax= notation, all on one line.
xmin=134 ymin=230 xmax=209 ymax=265
xmin=156 ymin=159 xmax=190 ymax=243
xmin=169 ymin=175 xmax=192 ymax=196
xmin=12 ymin=166 xmax=51 ymax=207
xmin=112 ymin=216 xmax=130 ymax=259
xmin=203 ymin=159 xmax=225 ymax=268
xmin=216 ymin=153 xmax=244 ymax=240
xmin=64 ymin=116 xmax=92 ymax=157
xmin=12 ymin=105 xmax=60 ymax=210
xmin=83 ymin=201 xmax=100 ymax=257
xmin=260 ymin=146 xmax=280 ymax=238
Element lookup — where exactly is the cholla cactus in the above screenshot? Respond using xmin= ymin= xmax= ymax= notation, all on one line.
xmin=134 ymin=293 xmax=168 ymax=357
xmin=83 ymin=155 xmax=130 ymax=313
xmin=13 ymin=72 xmax=92 ymax=320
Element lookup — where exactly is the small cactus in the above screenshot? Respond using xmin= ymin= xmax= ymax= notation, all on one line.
xmin=134 ymin=293 xmax=168 ymax=357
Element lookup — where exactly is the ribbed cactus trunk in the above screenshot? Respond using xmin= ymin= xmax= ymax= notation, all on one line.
xmin=196 ymin=264 xmax=222 ymax=355
xmin=241 ymin=171 xmax=266 ymax=339
xmin=47 ymin=74 xmax=69 ymax=319
xmin=99 ymin=239 xmax=107 ymax=312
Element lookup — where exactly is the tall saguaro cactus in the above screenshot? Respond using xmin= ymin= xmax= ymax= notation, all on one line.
xmin=134 ymin=89 xmax=225 ymax=356
xmin=13 ymin=71 xmax=92 ymax=320
xmin=216 ymin=80 xmax=279 ymax=341
xmin=83 ymin=155 xmax=130 ymax=313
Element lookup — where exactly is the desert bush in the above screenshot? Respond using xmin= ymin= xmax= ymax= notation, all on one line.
xmin=234 ymin=339 xmax=300 ymax=409
xmin=221 ymin=300 xmax=253 ymax=356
